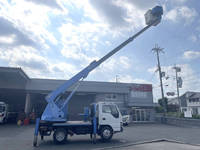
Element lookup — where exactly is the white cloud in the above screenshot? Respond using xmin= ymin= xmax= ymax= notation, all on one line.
xmin=25 ymin=0 xmax=63 ymax=10
xmin=67 ymin=0 xmax=153 ymax=33
xmin=89 ymin=0 xmax=145 ymax=30
xmin=196 ymin=20 xmax=200 ymax=31
xmin=189 ymin=35 xmax=198 ymax=42
xmin=165 ymin=9 xmax=178 ymax=21
xmin=105 ymin=41 xmax=111 ymax=46
xmin=126 ymin=0 xmax=157 ymax=10
xmin=51 ymin=62 xmax=79 ymax=79
xmin=165 ymin=6 xmax=197 ymax=25
xmin=63 ymin=0 xmax=101 ymax=23
xmin=109 ymin=74 xmax=151 ymax=84
xmin=0 ymin=35 xmax=15 ymax=44
xmin=148 ymin=66 xmax=158 ymax=74
xmin=183 ymin=50 xmax=200 ymax=60
xmin=0 ymin=46 xmax=49 ymax=72
xmin=0 ymin=46 xmax=78 ymax=79
xmin=95 ymin=56 xmax=133 ymax=74
xmin=174 ymin=0 xmax=187 ymax=3
xmin=89 ymin=0 xmax=130 ymax=28
xmin=0 ymin=17 xmax=39 ymax=48
xmin=0 ymin=0 xmax=60 ymax=50
xmin=59 ymin=22 xmax=109 ymax=65
xmin=169 ymin=0 xmax=187 ymax=4
xmin=119 ymin=56 xmax=131 ymax=69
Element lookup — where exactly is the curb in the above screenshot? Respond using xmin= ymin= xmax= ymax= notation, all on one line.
xmin=92 ymin=138 xmax=200 ymax=150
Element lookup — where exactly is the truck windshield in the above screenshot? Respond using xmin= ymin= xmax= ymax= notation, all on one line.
xmin=0 ymin=105 xmax=5 ymax=112
xmin=102 ymin=105 xmax=119 ymax=118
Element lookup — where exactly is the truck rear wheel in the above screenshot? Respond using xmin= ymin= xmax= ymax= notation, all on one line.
xmin=53 ymin=128 xmax=67 ymax=144
xmin=100 ymin=126 xmax=113 ymax=142
xmin=41 ymin=135 xmax=44 ymax=140
xmin=3 ymin=118 xmax=7 ymax=124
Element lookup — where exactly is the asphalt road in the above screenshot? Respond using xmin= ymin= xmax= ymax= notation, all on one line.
xmin=0 ymin=123 xmax=200 ymax=150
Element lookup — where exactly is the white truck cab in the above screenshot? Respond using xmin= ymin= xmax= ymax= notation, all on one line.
xmin=0 ymin=102 xmax=8 ymax=124
xmin=97 ymin=102 xmax=122 ymax=133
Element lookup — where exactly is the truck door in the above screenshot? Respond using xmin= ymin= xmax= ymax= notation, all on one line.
xmin=99 ymin=104 xmax=121 ymax=131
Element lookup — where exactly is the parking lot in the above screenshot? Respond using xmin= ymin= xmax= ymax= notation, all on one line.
xmin=0 ymin=123 xmax=200 ymax=150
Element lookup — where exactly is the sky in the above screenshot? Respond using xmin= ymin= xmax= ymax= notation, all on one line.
xmin=0 ymin=0 xmax=199 ymax=102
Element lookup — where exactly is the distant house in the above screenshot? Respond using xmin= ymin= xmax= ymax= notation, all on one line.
xmin=168 ymin=97 xmax=179 ymax=105
xmin=169 ymin=91 xmax=200 ymax=117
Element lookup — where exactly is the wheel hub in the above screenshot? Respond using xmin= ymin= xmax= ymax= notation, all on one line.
xmin=56 ymin=131 xmax=65 ymax=141
xmin=103 ymin=129 xmax=111 ymax=138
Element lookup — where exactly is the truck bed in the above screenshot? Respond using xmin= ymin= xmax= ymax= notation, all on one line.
xmin=53 ymin=121 xmax=92 ymax=127
xmin=52 ymin=121 xmax=93 ymax=135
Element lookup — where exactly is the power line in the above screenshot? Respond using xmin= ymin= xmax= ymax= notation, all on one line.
xmin=162 ymin=75 xmax=200 ymax=83
xmin=159 ymin=69 xmax=200 ymax=82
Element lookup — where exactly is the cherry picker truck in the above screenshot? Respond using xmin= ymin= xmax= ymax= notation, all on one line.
xmin=33 ymin=6 xmax=163 ymax=146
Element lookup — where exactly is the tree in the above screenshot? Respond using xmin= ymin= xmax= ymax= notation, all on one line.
xmin=158 ymin=97 xmax=168 ymax=107
xmin=158 ymin=97 xmax=168 ymax=112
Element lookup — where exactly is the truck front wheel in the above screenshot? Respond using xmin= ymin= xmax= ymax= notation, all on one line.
xmin=53 ymin=128 xmax=67 ymax=144
xmin=100 ymin=126 xmax=113 ymax=142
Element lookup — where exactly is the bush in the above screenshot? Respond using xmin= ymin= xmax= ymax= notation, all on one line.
xmin=167 ymin=104 xmax=179 ymax=112
xmin=179 ymin=112 xmax=184 ymax=118
xmin=192 ymin=114 xmax=200 ymax=119
xmin=155 ymin=106 xmax=164 ymax=113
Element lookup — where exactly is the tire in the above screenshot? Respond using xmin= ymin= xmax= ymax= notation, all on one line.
xmin=53 ymin=128 xmax=67 ymax=144
xmin=2 ymin=118 xmax=7 ymax=124
xmin=41 ymin=135 xmax=44 ymax=140
xmin=100 ymin=126 xmax=113 ymax=142
xmin=123 ymin=122 xmax=128 ymax=126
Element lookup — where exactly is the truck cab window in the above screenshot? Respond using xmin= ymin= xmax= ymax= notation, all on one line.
xmin=110 ymin=105 xmax=119 ymax=118
xmin=102 ymin=105 xmax=119 ymax=118
xmin=102 ymin=105 xmax=111 ymax=113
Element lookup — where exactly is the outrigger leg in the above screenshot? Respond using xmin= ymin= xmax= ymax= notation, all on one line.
xmin=33 ymin=118 xmax=40 ymax=147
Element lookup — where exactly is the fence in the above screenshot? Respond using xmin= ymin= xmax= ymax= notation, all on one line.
xmin=155 ymin=114 xmax=200 ymax=127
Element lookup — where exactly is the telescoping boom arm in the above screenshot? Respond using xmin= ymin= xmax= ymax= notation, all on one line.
xmin=41 ymin=6 xmax=163 ymax=122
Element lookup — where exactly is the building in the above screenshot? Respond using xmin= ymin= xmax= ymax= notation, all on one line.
xmin=168 ymin=97 xmax=179 ymax=105
xmin=0 ymin=67 xmax=155 ymax=122
xmin=169 ymin=91 xmax=200 ymax=116
xmin=180 ymin=91 xmax=200 ymax=116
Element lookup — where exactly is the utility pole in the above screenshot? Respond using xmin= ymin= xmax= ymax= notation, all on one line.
xmin=152 ymin=44 xmax=167 ymax=115
xmin=116 ymin=75 xmax=119 ymax=83
xmin=173 ymin=65 xmax=181 ymax=112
